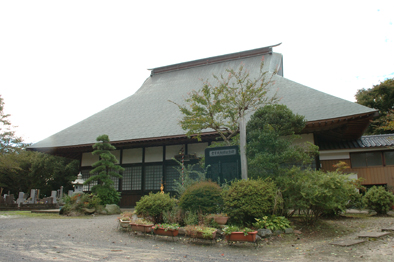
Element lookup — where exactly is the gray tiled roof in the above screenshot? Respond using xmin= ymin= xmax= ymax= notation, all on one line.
xmin=318 ymin=134 xmax=394 ymax=150
xmin=29 ymin=50 xmax=376 ymax=149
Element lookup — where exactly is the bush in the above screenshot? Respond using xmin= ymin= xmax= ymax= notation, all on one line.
xmin=92 ymin=185 xmax=121 ymax=205
xmin=60 ymin=193 xmax=102 ymax=216
xmin=253 ymin=215 xmax=291 ymax=231
xmin=280 ymin=168 xmax=363 ymax=224
xmin=363 ymin=186 xmax=394 ymax=215
xmin=222 ymin=179 xmax=278 ymax=225
xmin=135 ymin=192 xmax=177 ymax=223
xmin=179 ymin=181 xmax=222 ymax=214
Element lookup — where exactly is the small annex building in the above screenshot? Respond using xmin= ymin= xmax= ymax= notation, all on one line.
xmin=320 ymin=134 xmax=394 ymax=190
xmin=28 ymin=44 xmax=379 ymax=207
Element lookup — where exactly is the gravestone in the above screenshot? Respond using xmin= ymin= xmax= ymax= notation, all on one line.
xmin=205 ymin=146 xmax=241 ymax=184
xmin=51 ymin=191 xmax=57 ymax=204
xmin=59 ymin=186 xmax=63 ymax=198
xmin=30 ymin=189 xmax=37 ymax=204
xmin=68 ymin=190 xmax=74 ymax=196
xmin=17 ymin=192 xmax=26 ymax=206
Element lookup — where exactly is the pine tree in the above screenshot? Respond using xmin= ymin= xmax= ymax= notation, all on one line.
xmin=84 ymin=134 xmax=124 ymax=205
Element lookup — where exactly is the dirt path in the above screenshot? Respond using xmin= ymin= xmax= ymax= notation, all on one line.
xmin=0 ymin=214 xmax=393 ymax=261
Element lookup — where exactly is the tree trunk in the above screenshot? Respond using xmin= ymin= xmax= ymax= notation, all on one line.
xmin=239 ymin=115 xmax=248 ymax=180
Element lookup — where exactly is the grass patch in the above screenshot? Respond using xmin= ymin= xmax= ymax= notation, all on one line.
xmin=0 ymin=211 xmax=90 ymax=219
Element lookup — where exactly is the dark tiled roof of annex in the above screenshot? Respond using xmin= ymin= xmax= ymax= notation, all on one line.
xmin=28 ymin=44 xmax=377 ymax=149
xmin=318 ymin=134 xmax=394 ymax=150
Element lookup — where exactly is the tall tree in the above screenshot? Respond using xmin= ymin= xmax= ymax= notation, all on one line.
xmin=84 ymin=134 xmax=124 ymax=205
xmin=356 ymin=78 xmax=394 ymax=134
xmin=171 ymin=61 xmax=277 ymax=179
xmin=0 ymin=151 xmax=79 ymax=196
xmin=246 ymin=104 xmax=319 ymax=179
xmin=0 ymin=95 xmax=29 ymax=154
xmin=171 ymin=61 xmax=277 ymax=145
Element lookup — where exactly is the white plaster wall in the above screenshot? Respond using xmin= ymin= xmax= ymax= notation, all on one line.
xmin=122 ymin=148 xmax=143 ymax=164
xmin=166 ymin=145 xmax=185 ymax=160
xmin=145 ymin=146 xmax=163 ymax=163
xmin=112 ymin=150 xmax=120 ymax=163
xmin=81 ymin=152 xmax=99 ymax=167
xmin=188 ymin=143 xmax=209 ymax=158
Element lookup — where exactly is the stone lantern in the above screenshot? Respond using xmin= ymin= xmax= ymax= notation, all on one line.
xmin=72 ymin=172 xmax=85 ymax=193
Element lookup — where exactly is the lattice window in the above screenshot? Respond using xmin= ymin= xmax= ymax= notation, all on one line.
xmin=111 ymin=173 xmax=120 ymax=191
xmin=81 ymin=169 xmax=97 ymax=191
xmin=165 ymin=166 xmax=179 ymax=191
xmin=122 ymin=166 xmax=142 ymax=191
xmin=145 ymin=165 xmax=162 ymax=191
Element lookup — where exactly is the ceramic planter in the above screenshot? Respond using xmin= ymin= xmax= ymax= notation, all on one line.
xmin=153 ymin=228 xmax=179 ymax=237
xmin=119 ymin=219 xmax=131 ymax=228
xmin=214 ymin=216 xmax=229 ymax=225
xmin=130 ymin=223 xmax=154 ymax=233
xmin=195 ymin=230 xmax=217 ymax=240
xmin=225 ymin=231 xmax=258 ymax=242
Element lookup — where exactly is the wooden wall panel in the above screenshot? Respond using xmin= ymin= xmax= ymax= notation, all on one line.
xmin=320 ymin=159 xmax=394 ymax=189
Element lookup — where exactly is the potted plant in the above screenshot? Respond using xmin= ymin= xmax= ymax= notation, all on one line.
xmin=152 ymin=223 xmax=180 ymax=237
xmin=207 ymin=213 xmax=228 ymax=225
xmin=223 ymin=226 xmax=258 ymax=242
xmin=118 ymin=211 xmax=133 ymax=229
xmin=129 ymin=218 xmax=154 ymax=233
xmin=184 ymin=225 xmax=217 ymax=240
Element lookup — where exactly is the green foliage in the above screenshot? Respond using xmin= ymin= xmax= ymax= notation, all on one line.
xmin=253 ymin=215 xmax=290 ymax=231
xmin=135 ymin=192 xmax=177 ymax=223
xmin=179 ymin=181 xmax=223 ymax=214
xmin=171 ymin=158 xmax=207 ymax=196
xmin=153 ymin=223 xmax=180 ymax=231
xmin=162 ymin=205 xmax=184 ymax=225
xmin=222 ymin=179 xmax=277 ymax=225
xmin=183 ymin=211 xmax=199 ymax=225
xmin=91 ymin=185 xmax=121 ymax=206
xmin=0 ymin=95 xmax=29 ymax=154
xmin=60 ymin=193 xmax=102 ymax=216
xmin=222 ymin=225 xmax=253 ymax=236
xmin=356 ymin=78 xmax=394 ymax=134
xmin=0 ymin=150 xmax=79 ymax=196
xmin=84 ymin=135 xmax=124 ymax=204
xmin=363 ymin=186 xmax=394 ymax=215
xmin=247 ymin=104 xmax=319 ymax=179
xmin=280 ymin=168 xmax=363 ymax=224
xmin=170 ymin=61 xmax=277 ymax=145
xmin=184 ymin=225 xmax=217 ymax=239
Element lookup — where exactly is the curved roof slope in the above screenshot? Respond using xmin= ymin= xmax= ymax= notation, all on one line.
xmin=30 ymin=49 xmax=376 ymax=149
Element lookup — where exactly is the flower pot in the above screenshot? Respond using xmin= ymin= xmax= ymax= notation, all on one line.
xmin=195 ymin=230 xmax=217 ymax=240
xmin=153 ymin=228 xmax=179 ymax=237
xmin=225 ymin=231 xmax=258 ymax=242
xmin=214 ymin=216 xmax=228 ymax=225
xmin=119 ymin=219 xmax=131 ymax=228
xmin=130 ymin=223 xmax=154 ymax=233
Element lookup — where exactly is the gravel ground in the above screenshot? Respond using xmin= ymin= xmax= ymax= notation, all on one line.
xmin=0 ymin=213 xmax=394 ymax=262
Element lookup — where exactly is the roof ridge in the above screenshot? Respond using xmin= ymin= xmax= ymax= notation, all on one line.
xmin=149 ymin=43 xmax=282 ymax=75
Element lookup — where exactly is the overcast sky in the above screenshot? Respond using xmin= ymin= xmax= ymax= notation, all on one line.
xmin=1 ymin=1 xmax=393 ymax=144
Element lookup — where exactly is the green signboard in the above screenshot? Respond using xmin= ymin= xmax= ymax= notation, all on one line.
xmin=205 ymin=146 xmax=241 ymax=184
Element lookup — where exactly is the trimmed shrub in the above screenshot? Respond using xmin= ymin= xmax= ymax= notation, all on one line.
xmin=280 ymin=168 xmax=363 ymax=224
xmin=222 ymin=179 xmax=278 ymax=225
xmin=179 ymin=181 xmax=222 ymax=214
xmin=135 ymin=192 xmax=177 ymax=223
xmin=92 ymin=185 xmax=121 ymax=205
xmin=363 ymin=186 xmax=394 ymax=215
xmin=60 ymin=193 xmax=102 ymax=216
